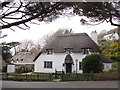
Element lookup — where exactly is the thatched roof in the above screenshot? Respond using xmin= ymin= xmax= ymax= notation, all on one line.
xmin=41 ymin=33 xmax=100 ymax=53
xmin=34 ymin=33 xmax=112 ymax=63
xmin=100 ymin=53 xmax=112 ymax=63
xmin=11 ymin=51 xmax=35 ymax=64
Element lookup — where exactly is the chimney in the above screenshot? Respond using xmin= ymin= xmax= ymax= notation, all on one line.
xmin=91 ymin=30 xmax=98 ymax=44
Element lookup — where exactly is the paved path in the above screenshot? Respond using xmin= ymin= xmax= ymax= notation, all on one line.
xmin=2 ymin=81 xmax=118 ymax=88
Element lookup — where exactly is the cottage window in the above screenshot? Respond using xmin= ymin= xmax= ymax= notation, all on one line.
xmin=82 ymin=48 xmax=90 ymax=54
xmin=79 ymin=62 xmax=82 ymax=70
xmin=44 ymin=61 xmax=52 ymax=68
xmin=46 ymin=49 xmax=53 ymax=55
xmin=64 ymin=48 xmax=72 ymax=54
xmin=21 ymin=59 xmax=24 ymax=61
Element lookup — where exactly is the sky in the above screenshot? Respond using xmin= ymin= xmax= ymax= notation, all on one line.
xmin=1 ymin=15 xmax=117 ymax=43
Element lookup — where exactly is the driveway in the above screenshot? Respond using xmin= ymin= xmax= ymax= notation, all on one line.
xmin=2 ymin=81 xmax=118 ymax=88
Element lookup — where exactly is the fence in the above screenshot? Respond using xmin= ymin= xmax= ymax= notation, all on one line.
xmin=1 ymin=73 xmax=94 ymax=81
xmin=0 ymin=73 xmax=118 ymax=81
xmin=1 ymin=73 xmax=53 ymax=81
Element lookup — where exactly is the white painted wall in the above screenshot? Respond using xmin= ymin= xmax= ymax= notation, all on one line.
xmin=35 ymin=53 xmax=87 ymax=73
xmin=91 ymin=31 xmax=98 ymax=44
xmin=35 ymin=52 xmax=111 ymax=73
xmin=103 ymin=63 xmax=112 ymax=71
xmin=7 ymin=65 xmax=15 ymax=73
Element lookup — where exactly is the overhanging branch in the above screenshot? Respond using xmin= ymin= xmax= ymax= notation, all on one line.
xmin=109 ymin=16 xmax=120 ymax=27
xmin=1 ymin=2 xmax=62 ymax=30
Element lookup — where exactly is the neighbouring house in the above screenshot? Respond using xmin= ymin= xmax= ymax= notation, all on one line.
xmin=98 ymin=28 xmax=119 ymax=41
xmin=34 ymin=32 xmax=112 ymax=74
xmin=8 ymin=50 xmax=36 ymax=73
xmin=11 ymin=51 xmax=35 ymax=65
xmin=102 ymin=32 xmax=119 ymax=41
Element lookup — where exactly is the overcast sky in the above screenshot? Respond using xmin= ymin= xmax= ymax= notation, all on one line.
xmin=1 ymin=15 xmax=117 ymax=43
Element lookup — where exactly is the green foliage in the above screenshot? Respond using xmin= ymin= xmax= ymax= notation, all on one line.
xmin=2 ymin=42 xmax=12 ymax=63
xmin=99 ymin=40 xmax=120 ymax=62
xmin=107 ymin=55 xmax=120 ymax=62
xmin=16 ymin=65 xmax=33 ymax=73
xmin=82 ymin=54 xmax=104 ymax=73
xmin=104 ymin=68 xmax=117 ymax=74
xmin=7 ymin=41 xmax=20 ymax=55
xmin=98 ymin=40 xmax=114 ymax=52
xmin=62 ymin=73 xmax=94 ymax=81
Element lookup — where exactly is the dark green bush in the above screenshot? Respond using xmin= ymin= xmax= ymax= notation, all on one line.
xmin=82 ymin=54 xmax=104 ymax=73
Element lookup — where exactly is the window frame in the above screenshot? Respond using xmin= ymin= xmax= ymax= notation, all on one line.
xmin=82 ymin=48 xmax=90 ymax=54
xmin=44 ymin=61 xmax=52 ymax=69
xmin=46 ymin=49 xmax=54 ymax=55
xmin=64 ymin=48 xmax=73 ymax=54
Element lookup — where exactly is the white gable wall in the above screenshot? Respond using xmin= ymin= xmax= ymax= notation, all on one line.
xmin=103 ymin=63 xmax=112 ymax=71
xmin=35 ymin=53 xmax=87 ymax=73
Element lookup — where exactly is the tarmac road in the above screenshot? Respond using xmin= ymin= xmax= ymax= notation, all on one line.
xmin=2 ymin=81 xmax=118 ymax=88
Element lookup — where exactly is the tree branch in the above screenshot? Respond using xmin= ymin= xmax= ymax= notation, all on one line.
xmin=1 ymin=2 xmax=62 ymax=29
xmin=109 ymin=15 xmax=120 ymax=27
xmin=2 ymin=2 xmax=23 ymax=18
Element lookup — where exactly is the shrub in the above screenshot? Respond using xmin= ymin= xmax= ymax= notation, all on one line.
xmin=16 ymin=65 xmax=33 ymax=73
xmin=82 ymin=54 xmax=104 ymax=73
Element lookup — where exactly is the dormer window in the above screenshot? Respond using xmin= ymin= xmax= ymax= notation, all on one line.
xmin=21 ymin=59 xmax=24 ymax=61
xmin=64 ymin=48 xmax=73 ymax=54
xmin=82 ymin=48 xmax=90 ymax=54
xmin=46 ymin=49 xmax=53 ymax=55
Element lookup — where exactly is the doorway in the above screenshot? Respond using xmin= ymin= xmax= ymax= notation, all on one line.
xmin=66 ymin=63 xmax=72 ymax=73
xmin=64 ymin=54 xmax=73 ymax=74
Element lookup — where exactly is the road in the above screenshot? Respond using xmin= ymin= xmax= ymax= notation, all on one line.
xmin=2 ymin=81 xmax=118 ymax=88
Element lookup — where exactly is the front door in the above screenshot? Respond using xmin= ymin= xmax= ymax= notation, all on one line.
xmin=66 ymin=63 xmax=72 ymax=73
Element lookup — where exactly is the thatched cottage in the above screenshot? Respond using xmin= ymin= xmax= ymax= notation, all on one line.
xmin=34 ymin=32 xmax=112 ymax=73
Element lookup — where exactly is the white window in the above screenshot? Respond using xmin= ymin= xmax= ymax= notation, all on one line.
xmin=64 ymin=48 xmax=72 ymax=54
xmin=21 ymin=59 xmax=24 ymax=61
xmin=46 ymin=49 xmax=53 ymax=55
xmin=82 ymin=48 xmax=90 ymax=54
xmin=44 ymin=61 xmax=52 ymax=68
